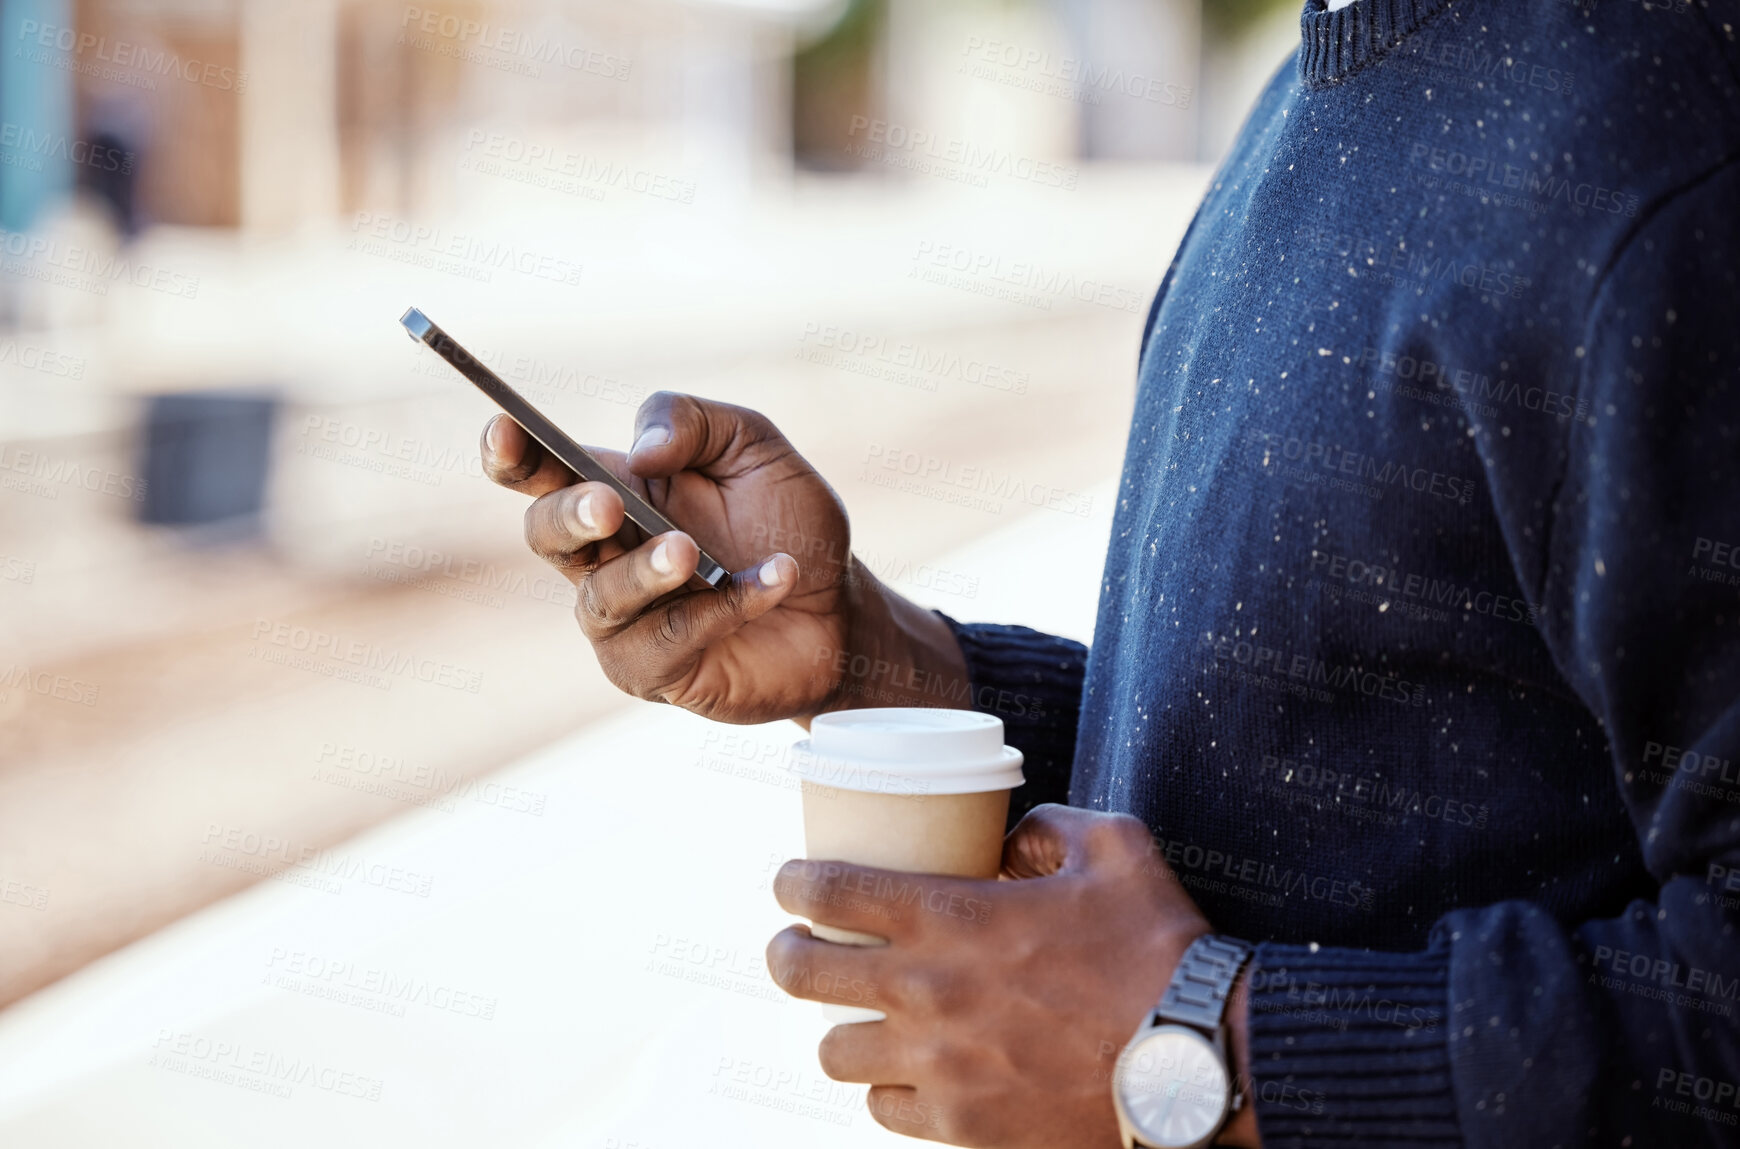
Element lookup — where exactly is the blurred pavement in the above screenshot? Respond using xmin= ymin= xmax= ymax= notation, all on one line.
xmin=0 ymin=476 xmax=1112 ymax=1148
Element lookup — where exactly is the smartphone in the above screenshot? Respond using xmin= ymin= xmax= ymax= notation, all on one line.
xmin=400 ymin=307 xmax=730 ymax=589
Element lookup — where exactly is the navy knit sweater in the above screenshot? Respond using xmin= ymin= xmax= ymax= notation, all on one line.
xmin=943 ymin=1 xmax=1740 ymax=1145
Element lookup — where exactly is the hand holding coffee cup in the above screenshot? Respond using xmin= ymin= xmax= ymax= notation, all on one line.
xmin=790 ymin=708 xmax=1024 ymax=1022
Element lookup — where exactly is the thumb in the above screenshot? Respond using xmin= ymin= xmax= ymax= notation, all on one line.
xmin=1001 ymin=805 xmax=1157 ymax=880
xmin=627 ymin=391 xmax=780 ymax=481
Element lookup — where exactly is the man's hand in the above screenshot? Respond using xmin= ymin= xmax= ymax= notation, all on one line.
xmin=767 ymin=805 xmax=1257 ymax=1148
xmin=480 ymin=392 xmax=967 ymax=724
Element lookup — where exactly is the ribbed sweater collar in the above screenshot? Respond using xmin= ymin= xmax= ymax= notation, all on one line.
xmin=1298 ymin=0 xmax=1458 ymax=86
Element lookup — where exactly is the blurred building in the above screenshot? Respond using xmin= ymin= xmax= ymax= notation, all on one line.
xmin=0 ymin=0 xmax=1282 ymax=245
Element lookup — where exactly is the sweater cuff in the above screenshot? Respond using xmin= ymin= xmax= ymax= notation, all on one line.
xmin=934 ymin=615 xmax=1086 ymax=829
xmin=1244 ymin=941 xmax=1459 ymax=1148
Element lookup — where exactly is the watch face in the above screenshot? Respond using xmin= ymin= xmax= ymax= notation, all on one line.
xmin=1114 ymin=1026 xmax=1229 ymax=1149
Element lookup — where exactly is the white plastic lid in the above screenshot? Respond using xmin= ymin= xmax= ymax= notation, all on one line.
xmin=789 ymin=708 xmax=1024 ymax=796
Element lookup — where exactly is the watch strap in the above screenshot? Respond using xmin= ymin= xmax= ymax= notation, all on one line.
xmin=1154 ymin=934 xmax=1253 ymax=1032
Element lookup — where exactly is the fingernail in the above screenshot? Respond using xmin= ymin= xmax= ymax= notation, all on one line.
xmin=650 ymin=538 xmax=676 ymax=576
xmin=486 ymin=417 xmax=507 ymax=454
xmin=631 ymin=427 xmax=671 ymax=457
xmin=758 ymin=557 xmax=788 ymax=588
xmin=571 ymin=492 xmax=597 ymax=534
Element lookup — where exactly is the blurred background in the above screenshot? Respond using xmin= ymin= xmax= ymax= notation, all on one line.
xmin=0 ymin=0 xmax=1298 ymax=1143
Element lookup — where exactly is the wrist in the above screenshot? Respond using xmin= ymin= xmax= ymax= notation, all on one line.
xmin=806 ymin=560 xmax=971 ymax=721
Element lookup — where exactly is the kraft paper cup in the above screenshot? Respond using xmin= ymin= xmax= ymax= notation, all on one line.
xmin=789 ymin=708 xmax=1024 ymax=1023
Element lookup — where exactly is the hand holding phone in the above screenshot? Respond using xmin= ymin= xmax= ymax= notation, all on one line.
xmin=403 ymin=308 xmax=915 ymax=725
xmin=403 ymin=307 xmax=732 ymax=587
xmin=484 ymin=396 xmax=868 ymax=723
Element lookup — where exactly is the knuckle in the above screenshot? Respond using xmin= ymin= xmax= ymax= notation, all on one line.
xmin=652 ymin=602 xmax=695 ymax=651
xmin=866 ymin=1090 xmax=898 ymax=1131
xmin=911 ymin=1040 xmax=948 ymax=1079
xmin=815 ymin=1029 xmax=854 ymax=1080
xmin=522 ymin=501 xmax=563 ymax=558
xmin=489 ymin=446 xmax=535 ymax=485
xmin=575 ymin=577 xmax=613 ymax=631
xmin=742 ymin=408 xmax=782 ymax=444
xmin=1097 ymin=812 xmax=1154 ymax=855
xmin=893 ymin=966 xmax=950 ymax=1013
xmin=764 ymin=931 xmax=806 ymax=983
xmin=771 ymin=858 xmax=812 ymax=903
xmin=867 ymin=1088 xmax=942 ymax=1135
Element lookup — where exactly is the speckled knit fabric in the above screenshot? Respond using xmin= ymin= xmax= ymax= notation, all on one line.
xmin=943 ymin=0 xmax=1740 ymax=1144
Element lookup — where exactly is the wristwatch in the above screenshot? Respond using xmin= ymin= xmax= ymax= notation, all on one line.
xmin=1111 ymin=934 xmax=1254 ymax=1149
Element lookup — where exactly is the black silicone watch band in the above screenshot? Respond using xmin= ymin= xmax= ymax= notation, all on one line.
xmin=1154 ymin=935 xmax=1254 ymax=1032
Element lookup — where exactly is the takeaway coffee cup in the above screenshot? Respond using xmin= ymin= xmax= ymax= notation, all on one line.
xmin=789 ymin=707 xmax=1024 ymax=1022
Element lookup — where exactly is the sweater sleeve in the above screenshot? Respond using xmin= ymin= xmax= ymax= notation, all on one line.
xmin=935 ymin=615 xmax=1087 ymax=830
xmin=1246 ymin=163 xmax=1740 ymax=1148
